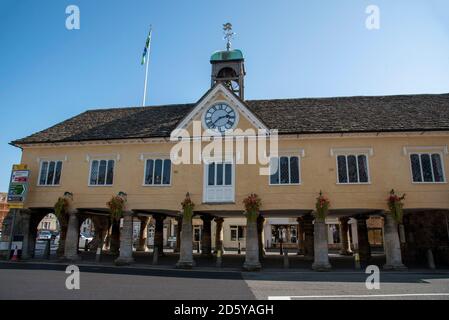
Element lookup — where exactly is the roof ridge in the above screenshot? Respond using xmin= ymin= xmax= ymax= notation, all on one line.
xmin=86 ymin=103 xmax=195 ymax=113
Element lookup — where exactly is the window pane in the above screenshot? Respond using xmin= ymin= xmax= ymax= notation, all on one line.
xmin=225 ymin=163 xmax=232 ymax=185
xmin=230 ymin=229 xmax=237 ymax=241
xmin=47 ymin=161 xmax=55 ymax=185
xmin=280 ymin=156 xmax=289 ymax=184
xmin=410 ymin=154 xmax=422 ymax=182
xmin=163 ymin=160 xmax=171 ymax=185
xmin=154 ymin=159 xmax=163 ymax=185
xmin=421 ymin=154 xmax=433 ymax=182
xmin=216 ymin=163 xmax=223 ymax=185
xmin=145 ymin=159 xmax=154 ymax=184
xmin=90 ymin=160 xmax=99 ymax=185
xmin=106 ymin=160 xmax=114 ymax=185
xmin=431 ymin=154 xmax=444 ymax=182
xmin=270 ymin=157 xmax=279 ymax=184
xmin=208 ymin=163 xmax=215 ymax=186
xmin=39 ymin=162 xmax=48 ymax=185
xmin=290 ymin=156 xmax=299 ymax=184
xmin=54 ymin=161 xmax=62 ymax=185
xmin=238 ymin=226 xmax=245 ymax=239
xmin=357 ymin=155 xmax=368 ymax=183
xmin=337 ymin=156 xmax=348 ymax=183
xmin=347 ymin=155 xmax=358 ymax=183
xmin=97 ymin=160 xmax=107 ymax=185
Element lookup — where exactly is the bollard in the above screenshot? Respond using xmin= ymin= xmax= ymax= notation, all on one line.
xmin=85 ymin=239 xmax=89 ymax=252
xmin=237 ymin=242 xmax=241 ymax=255
xmin=283 ymin=250 xmax=289 ymax=269
xmin=152 ymin=246 xmax=159 ymax=265
xmin=216 ymin=249 xmax=222 ymax=268
xmin=354 ymin=252 xmax=361 ymax=269
xmin=44 ymin=239 xmax=51 ymax=260
xmin=427 ymin=248 xmax=436 ymax=270
xmin=95 ymin=247 xmax=102 ymax=263
xmin=197 ymin=242 xmax=200 ymax=254
xmin=279 ymin=240 xmax=284 ymax=256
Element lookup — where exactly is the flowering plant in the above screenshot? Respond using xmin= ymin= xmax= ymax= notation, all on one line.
xmin=181 ymin=192 xmax=195 ymax=220
xmin=107 ymin=192 xmax=127 ymax=222
xmin=314 ymin=191 xmax=330 ymax=222
xmin=243 ymin=193 xmax=261 ymax=222
xmin=387 ymin=189 xmax=406 ymax=223
xmin=54 ymin=192 xmax=73 ymax=222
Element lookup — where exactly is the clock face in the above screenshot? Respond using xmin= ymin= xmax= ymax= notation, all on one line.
xmin=203 ymin=103 xmax=238 ymax=133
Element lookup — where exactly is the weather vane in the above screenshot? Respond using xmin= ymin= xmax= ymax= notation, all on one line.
xmin=223 ymin=22 xmax=235 ymax=51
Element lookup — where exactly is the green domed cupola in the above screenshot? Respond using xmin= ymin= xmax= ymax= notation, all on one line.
xmin=210 ymin=23 xmax=246 ymax=99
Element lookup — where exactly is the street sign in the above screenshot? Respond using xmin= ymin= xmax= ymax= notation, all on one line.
xmin=7 ymin=165 xmax=30 ymax=205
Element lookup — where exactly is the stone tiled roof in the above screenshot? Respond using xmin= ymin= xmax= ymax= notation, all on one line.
xmin=11 ymin=93 xmax=449 ymax=145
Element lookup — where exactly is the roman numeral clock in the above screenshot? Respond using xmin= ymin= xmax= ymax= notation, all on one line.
xmin=202 ymin=103 xmax=239 ymax=133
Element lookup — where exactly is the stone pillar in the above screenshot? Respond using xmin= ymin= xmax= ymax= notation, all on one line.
xmin=302 ymin=214 xmax=314 ymax=259
xmin=115 ymin=211 xmax=134 ymax=265
xmin=109 ymin=220 xmax=120 ymax=255
xmin=383 ymin=213 xmax=407 ymax=270
xmin=214 ymin=218 xmax=224 ymax=254
xmin=200 ymin=216 xmax=213 ymax=256
xmin=312 ymin=219 xmax=331 ymax=271
xmin=356 ymin=215 xmax=371 ymax=266
xmin=296 ymin=217 xmax=304 ymax=255
xmin=56 ymin=222 xmax=68 ymax=257
xmin=174 ymin=217 xmax=182 ymax=253
xmin=64 ymin=210 xmax=81 ymax=261
xmin=339 ymin=217 xmax=351 ymax=255
xmin=243 ymin=212 xmax=261 ymax=271
xmin=136 ymin=216 xmax=149 ymax=252
xmin=20 ymin=210 xmax=31 ymax=260
xmin=257 ymin=215 xmax=265 ymax=260
xmin=177 ymin=213 xmax=195 ymax=269
xmin=153 ymin=214 xmax=165 ymax=256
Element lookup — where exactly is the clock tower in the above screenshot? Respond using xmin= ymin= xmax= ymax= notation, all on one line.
xmin=210 ymin=23 xmax=246 ymax=100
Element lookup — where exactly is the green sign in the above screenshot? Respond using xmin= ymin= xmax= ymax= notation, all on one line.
xmin=7 ymin=166 xmax=30 ymax=204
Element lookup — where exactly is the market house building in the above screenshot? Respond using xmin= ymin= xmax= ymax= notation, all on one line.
xmin=4 ymin=44 xmax=449 ymax=270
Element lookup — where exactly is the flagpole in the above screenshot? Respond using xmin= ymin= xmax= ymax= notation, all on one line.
xmin=142 ymin=26 xmax=152 ymax=106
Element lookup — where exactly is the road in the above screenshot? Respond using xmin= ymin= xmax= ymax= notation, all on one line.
xmin=0 ymin=262 xmax=448 ymax=300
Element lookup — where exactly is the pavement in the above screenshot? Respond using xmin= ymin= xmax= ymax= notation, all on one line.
xmin=1 ymin=258 xmax=449 ymax=300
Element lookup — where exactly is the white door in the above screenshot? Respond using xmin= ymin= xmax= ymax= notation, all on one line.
xmin=203 ymin=161 xmax=235 ymax=203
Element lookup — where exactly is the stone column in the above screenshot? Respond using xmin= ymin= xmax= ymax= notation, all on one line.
xmin=257 ymin=215 xmax=265 ymax=260
xmin=174 ymin=217 xmax=182 ymax=253
xmin=302 ymin=213 xmax=314 ymax=259
xmin=312 ymin=219 xmax=331 ymax=271
xmin=243 ymin=212 xmax=261 ymax=271
xmin=56 ymin=221 xmax=68 ymax=257
xmin=383 ymin=213 xmax=407 ymax=270
xmin=136 ymin=216 xmax=149 ymax=252
xmin=153 ymin=214 xmax=165 ymax=256
xmin=214 ymin=218 xmax=224 ymax=254
xmin=356 ymin=215 xmax=371 ymax=266
xmin=115 ymin=211 xmax=134 ymax=265
xmin=177 ymin=213 xmax=195 ymax=269
xmin=109 ymin=220 xmax=120 ymax=255
xmin=200 ymin=215 xmax=213 ymax=256
xmin=20 ymin=210 xmax=31 ymax=260
xmin=296 ymin=217 xmax=304 ymax=255
xmin=339 ymin=217 xmax=351 ymax=255
xmin=64 ymin=210 xmax=81 ymax=261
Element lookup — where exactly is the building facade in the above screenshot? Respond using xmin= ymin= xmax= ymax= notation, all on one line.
xmin=4 ymin=45 xmax=449 ymax=269
xmin=0 ymin=193 xmax=8 ymax=232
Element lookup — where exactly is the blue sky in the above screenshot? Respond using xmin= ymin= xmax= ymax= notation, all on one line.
xmin=1 ymin=0 xmax=449 ymax=191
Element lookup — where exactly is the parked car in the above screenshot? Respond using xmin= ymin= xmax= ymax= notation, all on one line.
xmin=79 ymin=233 xmax=93 ymax=249
xmin=37 ymin=230 xmax=52 ymax=241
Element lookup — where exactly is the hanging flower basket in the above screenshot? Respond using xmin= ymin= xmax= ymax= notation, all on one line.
xmin=314 ymin=191 xmax=330 ymax=222
xmin=181 ymin=192 xmax=195 ymax=220
xmin=107 ymin=192 xmax=127 ymax=222
xmin=387 ymin=189 xmax=406 ymax=224
xmin=54 ymin=192 xmax=73 ymax=223
xmin=243 ymin=193 xmax=261 ymax=222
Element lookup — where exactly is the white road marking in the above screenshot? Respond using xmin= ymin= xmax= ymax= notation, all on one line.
xmin=268 ymin=293 xmax=449 ymax=300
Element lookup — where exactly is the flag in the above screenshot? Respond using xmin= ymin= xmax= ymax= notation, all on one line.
xmin=141 ymin=28 xmax=152 ymax=65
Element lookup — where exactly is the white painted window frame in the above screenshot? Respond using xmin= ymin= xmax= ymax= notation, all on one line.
xmin=331 ymin=148 xmax=373 ymax=185
xmin=142 ymin=158 xmax=172 ymax=187
xmin=408 ymin=151 xmax=447 ymax=184
xmin=268 ymin=150 xmax=304 ymax=186
xmin=202 ymin=155 xmax=235 ymax=203
xmin=37 ymin=160 xmax=64 ymax=187
xmin=88 ymin=159 xmax=115 ymax=187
